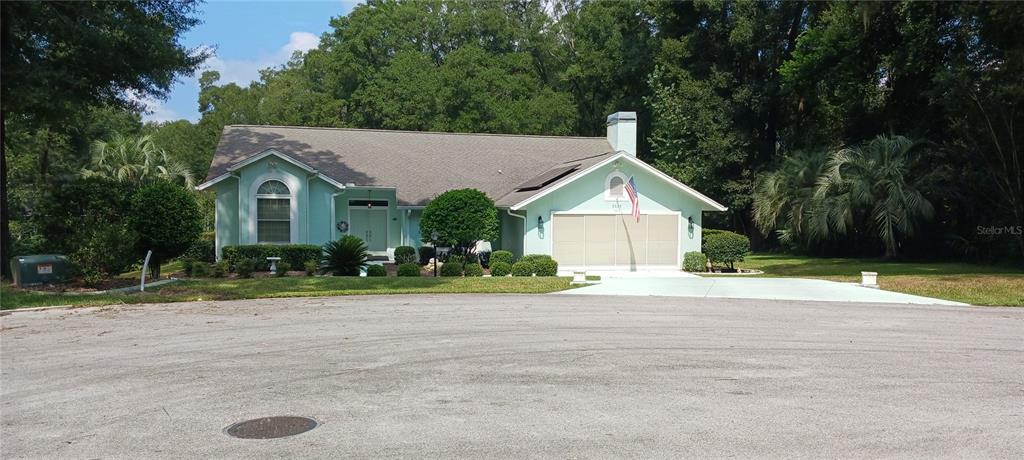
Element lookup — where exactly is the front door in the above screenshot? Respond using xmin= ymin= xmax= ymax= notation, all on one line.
xmin=349 ymin=208 xmax=388 ymax=252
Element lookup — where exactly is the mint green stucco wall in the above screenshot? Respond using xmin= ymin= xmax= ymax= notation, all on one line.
xmin=212 ymin=152 xmax=713 ymax=264
xmin=212 ymin=154 xmax=410 ymax=258
xmin=518 ymin=159 xmax=707 ymax=259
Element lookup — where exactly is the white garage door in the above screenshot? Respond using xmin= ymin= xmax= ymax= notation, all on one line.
xmin=552 ymin=214 xmax=679 ymax=268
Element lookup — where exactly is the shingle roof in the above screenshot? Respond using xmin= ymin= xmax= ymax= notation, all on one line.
xmin=206 ymin=125 xmax=614 ymax=206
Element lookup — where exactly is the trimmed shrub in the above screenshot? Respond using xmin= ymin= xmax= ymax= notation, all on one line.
xmin=464 ymin=252 xmax=479 ymax=264
xmin=440 ymin=261 xmax=464 ymax=277
xmin=394 ymin=246 xmax=417 ymax=264
xmin=35 ymin=177 xmax=138 ymax=282
xmin=419 ymin=188 xmax=499 ymax=253
xmin=490 ymin=250 xmax=515 ymax=266
xmin=397 ymin=263 xmax=421 ymax=277
xmin=183 ymin=237 xmax=215 ymax=263
xmin=221 ymin=244 xmax=321 ymax=271
xmin=489 ymin=261 xmax=512 ymax=276
xmin=683 ymin=252 xmax=708 ymax=272
xmin=129 ymin=181 xmax=203 ymax=279
xmin=518 ymin=254 xmax=558 ymax=276
xmin=534 ymin=258 xmax=558 ymax=276
xmin=321 ymin=235 xmax=369 ymax=276
xmin=236 ymin=259 xmax=256 ymax=278
xmin=180 ymin=257 xmax=196 ymax=277
xmin=275 ymin=261 xmax=291 ymax=277
xmin=191 ymin=262 xmax=211 ymax=278
xmin=212 ymin=261 xmax=228 ymax=278
xmin=303 ymin=260 xmax=318 ymax=276
xmin=511 ymin=260 xmax=535 ymax=276
xmin=418 ymin=246 xmax=435 ymax=265
xmin=446 ymin=254 xmax=466 ymax=265
xmin=366 ymin=264 xmax=387 ymax=277
xmin=463 ymin=263 xmax=484 ymax=277
xmin=702 ymin=230 xmax=750 ymax=269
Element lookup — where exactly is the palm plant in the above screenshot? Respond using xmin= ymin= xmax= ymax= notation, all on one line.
xmin=320 ymin=235 xmax=369 ymax=276
xmin=752 ymin=149 xmax=830 ymax=248
xmin=82 ymin=134 xmax=194 ymax=187
xmin=814 ymin=135 xmax=935 ymax=258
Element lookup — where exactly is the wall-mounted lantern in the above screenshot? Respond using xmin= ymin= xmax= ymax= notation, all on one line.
xmin=537 ymin=215 xmax=545 ymax=239
xmin=687 ymin=215 xmax=694 ymax=232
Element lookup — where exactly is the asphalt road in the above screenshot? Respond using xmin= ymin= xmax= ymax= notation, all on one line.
xmin=2 ymin=295 xmax=1022 ymax=458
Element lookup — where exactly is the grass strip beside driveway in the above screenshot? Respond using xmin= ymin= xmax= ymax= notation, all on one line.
xmin=706 ymin=254 xmax=1024 ymax=306
xmin=1 ymin=277 xmax=577 ymax=311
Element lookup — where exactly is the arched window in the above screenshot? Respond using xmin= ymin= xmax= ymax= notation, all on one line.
xmin=606 ymin=173 xmax=626 ymax=200
xmin=256 ymin=180 xmax=291 ymax=243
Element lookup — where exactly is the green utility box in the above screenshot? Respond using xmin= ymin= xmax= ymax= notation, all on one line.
xmin=10 ymin=254 xmax=69 ymax=287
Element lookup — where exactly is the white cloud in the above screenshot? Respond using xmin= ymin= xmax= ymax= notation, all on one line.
xmin=140 ymin=31 xmax=320 ymax=122
xmin=130 ymin=92 xmax=180 ymax=123
xmin=201 ymin=31 xmax=319 ymax=86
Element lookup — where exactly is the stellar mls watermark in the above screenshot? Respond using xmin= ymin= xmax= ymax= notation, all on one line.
xmin=976 ymin=225 xmax=1023 ymax=236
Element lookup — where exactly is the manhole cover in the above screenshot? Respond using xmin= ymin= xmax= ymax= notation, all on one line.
xmin=224 ymin=416 xmax=318 ymax=439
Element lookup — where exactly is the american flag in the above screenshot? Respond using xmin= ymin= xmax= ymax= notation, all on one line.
xmin=625 ymin=176 xmax=640 ymax=222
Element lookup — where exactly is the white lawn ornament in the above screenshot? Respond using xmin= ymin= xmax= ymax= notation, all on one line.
xmin=861 ymin=271 xmax=878 ymax=287
xmin=267 ymin=257 xmax=282 ymax=275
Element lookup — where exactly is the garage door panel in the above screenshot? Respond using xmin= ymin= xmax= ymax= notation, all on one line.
xmin=648 ymin=215 xmax=679 ymax=241
xmin=553 ymin=215 xmax=585 ymax=242
xmin=553 ymin=213 xmax=679 ymax=268
xmin=584 ymin=215 xmax=615 ymax=240
xmin=554 ymin=242 xmax=586 ymax=266
xmin=647 ymin=241 xmax=678 ymax=265
xmin=615 ymin=240 xmax=647 ymax=266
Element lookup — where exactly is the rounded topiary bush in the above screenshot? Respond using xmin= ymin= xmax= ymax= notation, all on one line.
xmin=702 ymin=229 xmax=750 ymax=269
xmin=490 ymin=250 xmax=514 ymax=266
xmin=397 ymin=263 xmax=421 ymax=277
xmin=489 ymin=261 xmax=512 ymax=277
xmin=463 ymin=263 xmax=484 ymax=277
xmin=394 ymin=246 xmax=417 ymax=265
xmin=366 ymin=264 xmax=387 ymax=277
xmin=274 ymin=261 xmax=291 ymax=277
xmin=236 ymin=259 xmax=257 ymax=278
xmin=518 ymin=254 xmax=557 ymax=276
xmin=190 ymin=261 xmax=211 ymax=278
xmin=534 ymin=258 xmax=558 ymax=276
xmin=440 ymin=261 xmax=464 ymax=277
xmin=511 ymin=261 xmax=535 ymax=276
xmin=683 ymin=251 xmax=708 ymax=272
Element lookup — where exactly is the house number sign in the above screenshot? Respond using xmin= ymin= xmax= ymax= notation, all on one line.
xmin=336 ymin=221 xmax=349 ymax=233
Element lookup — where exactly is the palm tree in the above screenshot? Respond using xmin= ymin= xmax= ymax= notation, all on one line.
xmin=752 ymin=149 xmax=830 ymax=249
xmin=82 ymin=134 xmax=194 ymax=187
xmin=815 ymin=135 xmax=934 ymax=258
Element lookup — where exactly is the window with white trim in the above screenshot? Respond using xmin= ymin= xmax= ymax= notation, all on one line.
xmin=605 ymin=173 xmax=627 ymax=200
xmin=256 ymin=180 xmax=291 ymax=243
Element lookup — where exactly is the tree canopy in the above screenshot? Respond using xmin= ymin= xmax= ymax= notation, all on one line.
xmin=5 ymin=0 xmax=1023 ymax=264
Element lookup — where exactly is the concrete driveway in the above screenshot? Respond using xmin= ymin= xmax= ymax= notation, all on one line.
xmin=561 ymin=276 xmax=967 ymax=305
xmin=2 ymin=295 xmax=1021 ymax=458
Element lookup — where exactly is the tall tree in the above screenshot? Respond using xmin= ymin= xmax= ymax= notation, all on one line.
xmin=1 ymin=0 xmax=206 ymax=277
xmin=645 ymin=1 xmax=814 ymax=242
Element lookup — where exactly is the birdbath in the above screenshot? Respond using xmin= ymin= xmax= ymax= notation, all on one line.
xmin=267 ymin=257 xmax=282 ymax=275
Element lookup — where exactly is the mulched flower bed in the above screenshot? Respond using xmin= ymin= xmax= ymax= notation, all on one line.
xmin=16 ymin=277 xmax=140 ymax=293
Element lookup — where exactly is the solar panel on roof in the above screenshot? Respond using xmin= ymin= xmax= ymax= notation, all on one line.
xmin=514 ymin=163 xmax=581 ymax=191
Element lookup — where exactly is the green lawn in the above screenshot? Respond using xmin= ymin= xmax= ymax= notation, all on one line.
xmin=1 ymin=276 xmax=577 ymax=311
xmin=721 ymin=254 xmax=1024 ymax=306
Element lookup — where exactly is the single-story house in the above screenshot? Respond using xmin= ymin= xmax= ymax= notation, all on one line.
xmin=197 ymin=112 xmax=727 ymax=271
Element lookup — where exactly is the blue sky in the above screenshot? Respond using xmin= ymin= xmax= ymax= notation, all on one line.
xmin=143 ymin=1 xmax=358 ymax=123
